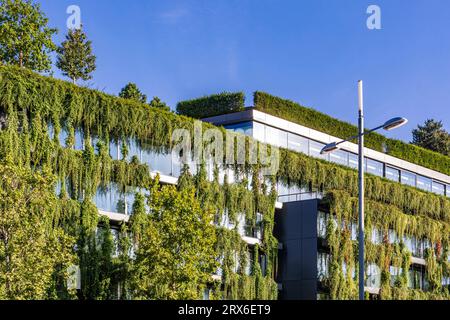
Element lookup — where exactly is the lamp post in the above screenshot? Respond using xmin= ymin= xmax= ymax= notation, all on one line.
xmin=320 ymin=80 xmax=408 ymax=300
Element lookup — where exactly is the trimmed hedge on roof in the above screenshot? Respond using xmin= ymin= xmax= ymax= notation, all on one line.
xmin=253 ymin=91 xmax=450 ymax=176
xmin=176 ymin=92 xmax=245 ymax=119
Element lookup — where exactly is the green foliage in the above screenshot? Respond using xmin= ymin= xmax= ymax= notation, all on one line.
xmin=0 ymin=64 xmax=447 ymax=300
xmin=0 ymin=163 xmax=76 ymax=299
xmin=118 ymin=82 xmax=147 ymax=104
xmin=130 ymin=182 xmax=217 ymax=299
xmin=254 ymin=91 xmax=450 ymax=176
xmin=412 ymin=119 xmax=450 ymax=156
xmin=0 ymin=0 xmax=57 ymax=72
xmin=277 ymin=148 xmax=450 ymax=224
xmin=149 ymin=96 xmax=170 ymax=112
xmin=56 ymin=27 xmax=96 ymax=84
xmin=323 ymin=190 xmax=450 ymax=300
xmin=177 ymin=92 xmax=245 ymax=119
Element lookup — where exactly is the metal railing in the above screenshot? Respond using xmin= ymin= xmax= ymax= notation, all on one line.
xmin=277 ymin=190 xmax=323 ymax=203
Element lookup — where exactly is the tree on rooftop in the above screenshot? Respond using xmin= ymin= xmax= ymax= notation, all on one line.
xmin=0 ymin=0 xmax=57 ymax=72
xmin=149 ymin=96 xmax=171 ymax=112
xmin=411 ymin=119 xmax=450 ymax=156
xmin=56 ymin=26 xmax=96 ymax=84
xmin=119 ymin=83 xmax=147 ymax=104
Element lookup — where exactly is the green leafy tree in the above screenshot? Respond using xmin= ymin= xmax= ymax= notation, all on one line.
xmin=119 ymin=83 xmax=147 ymax=103
xmin=0 ymin=0 xmax=57 ymax=72
xmin=412 ymin=119 xmax=450 ymax=156
xmin=130 ymin=181 xmax=217 ymax=299
xmin=56 ymin=27 xmax=96 ymax=84
xmin=149 ymin=96 xmax=171 ymax=112
xmin=0 ymin=164 xmax=75 ymax=299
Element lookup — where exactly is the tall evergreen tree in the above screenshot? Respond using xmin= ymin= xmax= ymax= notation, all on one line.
xmin=411 ymin=119 xmax=450 ymax=156
xmin=0 ymin=0 xmax=57 ymax=72
xmin=56 ymin=27 xmax=96 ymax=84
xmin=119 ymin=83 xmax=147 ymax=103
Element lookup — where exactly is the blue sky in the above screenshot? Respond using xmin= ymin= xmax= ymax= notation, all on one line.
xmin=40 ymin=0 xmax=450 ymax=142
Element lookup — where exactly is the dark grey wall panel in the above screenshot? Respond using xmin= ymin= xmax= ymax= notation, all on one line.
xmin=275 ymin=199 xmax=319 ymax=300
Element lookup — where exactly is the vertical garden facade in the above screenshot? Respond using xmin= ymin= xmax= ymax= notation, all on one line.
xmin=0 ymin=67 xmax=449 ymax=300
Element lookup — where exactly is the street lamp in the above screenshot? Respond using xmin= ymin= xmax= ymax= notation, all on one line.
xmin=320 ymin=80 xmax=407 ymax=300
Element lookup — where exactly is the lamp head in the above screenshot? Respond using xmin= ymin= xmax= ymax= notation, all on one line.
xmin=382 ymin=117 xmax=408 ymax=131
xmin=321 ymin=142 xmax=340 ymax=155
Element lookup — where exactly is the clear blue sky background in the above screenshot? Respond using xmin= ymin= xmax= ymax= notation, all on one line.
xmin=40 ymin=0 xmax=450 ymax=142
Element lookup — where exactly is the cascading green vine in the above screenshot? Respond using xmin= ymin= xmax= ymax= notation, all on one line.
xmin=322 ymin=190 xmax=450 ymax=300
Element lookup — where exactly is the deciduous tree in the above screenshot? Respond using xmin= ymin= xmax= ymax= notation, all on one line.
xmin=0 ymin=0 xmax=57 ymax=72
xmin=130 ymin=180 xmax=216 ymax=299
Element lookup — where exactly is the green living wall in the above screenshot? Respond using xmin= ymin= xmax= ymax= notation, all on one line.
xmin=177 ymin=92 xmax=245 ymax=119
xmin=0 ymin=65 xmax=449 ymax=299
xmin=253 ymin=91 xmax=450 ymax=176
xmin=322 ymin=190 xmax=450 ymax=300
xmin=0 ymin=66 xmax=276 ymax=299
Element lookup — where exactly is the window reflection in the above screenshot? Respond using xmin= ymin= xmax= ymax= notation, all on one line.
xmin=287 ymin=133 xmax=309 ymax=154
xmin=317 ymin=252 xmax=330 ymax=281
xmin=366 ymin=264 xmax=381 ymax=288
xmin=265 ymin=125 xmax=287 ymax=148
xmin=366 ymin=158 xmax=383 ymax=177
xmin=416 ymin=175 xmax=432 ymax=192
xmin=431 ymin=181 xmax=445 ymax=195
xmin=401 ymin=171 xmax=416 ymax=187
xmin=386 ymin=166 xmax=400 ymax=182
xmin=348 ymin=153 xmax=358 ymax=169
xmin=329 ymin=149 xmax=348 ymax=166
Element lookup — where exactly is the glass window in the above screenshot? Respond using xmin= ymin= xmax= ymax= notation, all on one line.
xmin=385 ymin=166 xmax=400 ymax=182
xmin=408 ymin=267 xmax=426 ymax=290
xmin=265 ymin=125 xmax=287 ymax=148
xmin=371 ymin=228 xmax=383 ymax=245
xmin=252 ymin=122 xmax=265 ymax=142
xmin=388 ymin=229 xmax=398 ymax=244
xmin=224 ymin=121 xmax=253 ymax=137
xmin=390 ymin=266 xmax=402 ymax=286
xmin=401 ymin=171 xmax=416 ymax=187
xmin=287 ymin=133 xmax=309 ymax=154
xmin=348 ymin=153 xmax=358 ymax=169
xmin=74 ymin=129 xmax=84 ymax=150
xmin=366 ymin=264 xmax=381 ymax=288
xmin=317 ymin=211 xmax=328 ymax=238
xmin=152 ymin=152 xmax=173 ymax=176
xmin=431 ymin=181 xmax=445 ymax=195
xmin=416 ymin=175 xmax=432 ymax=192
xmin=277 ymin=181 xmax=289 ymax=196
xmin=329 ymin=149 xmax=349 ymax=166
xmin=109 ymin=140 xmax=120 ymax=160
xmin=59 ymin=128 xmax=69 ymax=147
xmin=127 ymin=139 xmax=141 ymax=162
xmin=366 ymin=158 xmax=383 ymax=177
xmin=309 ymin=140 xmax=329 ymax=160
xmin=94 ymin=184 xmax=125 ymax=214
xmin=351 ymin=221 xmax=357 ymax=241
xmin=317 ymin=252 xmax=330 ymax=281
